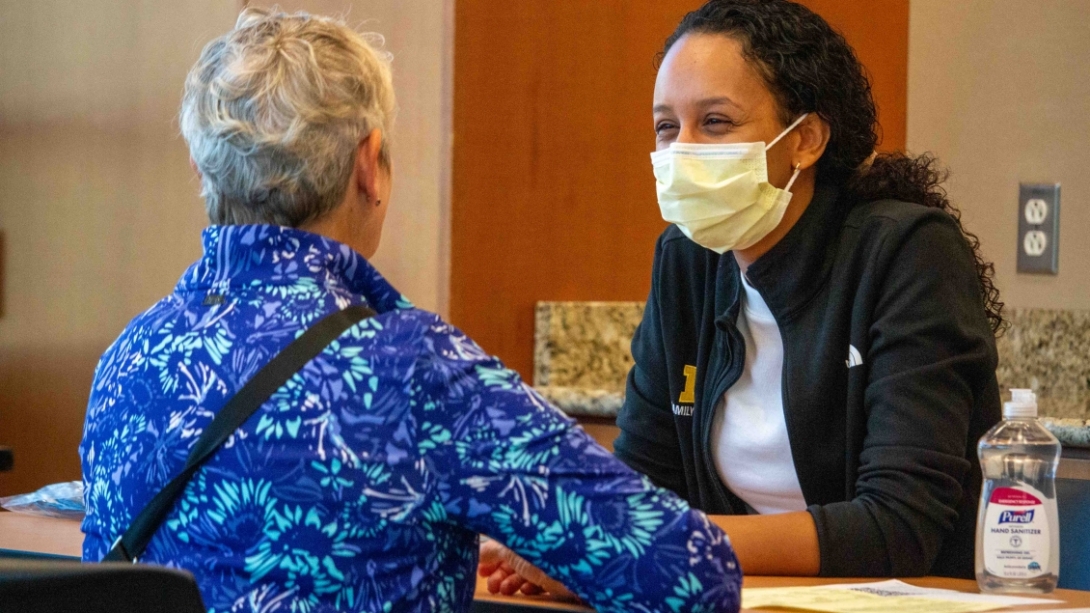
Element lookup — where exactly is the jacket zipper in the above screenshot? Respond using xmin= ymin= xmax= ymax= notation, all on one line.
xmin=770 ymin=309 xmax=801 ymax=508
xmin=701 ymin=324 xmax=746 ymax=513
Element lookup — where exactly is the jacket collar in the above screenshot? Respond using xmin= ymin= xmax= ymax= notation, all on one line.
xmin=715 ymin=181 xmax=844 ymax=328
xmin=177 ymin=224 xmax=412 ymax=314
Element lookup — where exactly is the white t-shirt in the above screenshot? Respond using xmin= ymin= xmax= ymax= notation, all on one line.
xmin=711 ymin=274 xmax=807 ymax=515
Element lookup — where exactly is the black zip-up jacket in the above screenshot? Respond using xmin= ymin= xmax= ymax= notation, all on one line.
xmin=614 ymin=182 xmax=1001 ymax=579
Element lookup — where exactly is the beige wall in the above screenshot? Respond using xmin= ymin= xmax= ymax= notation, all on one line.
xmin=0 ymin=0 xmax=452 ymax=352
xmin=908 ymin=0 xmax=1090 ymax=310
xmin=0 ymin=1 xmax=241 ymax=493
xmin=0 ymin=0 xmax=452 ymax=493
xmin=0 ymin=1 xmax=238 ymax=348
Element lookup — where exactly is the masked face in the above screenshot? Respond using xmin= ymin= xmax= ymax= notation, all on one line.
xmin=652 ymin=33 xmax=808 ymax=253
xmin=651 ymin=115 xmax=807 ymax=253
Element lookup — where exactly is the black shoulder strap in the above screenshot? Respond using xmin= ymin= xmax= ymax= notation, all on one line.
xmin=103 ymin=303 xmax=376 ymax=563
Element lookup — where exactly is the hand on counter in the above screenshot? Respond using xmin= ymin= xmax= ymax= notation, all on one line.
xmin=478 ymin=539 xmax=580 ymax=601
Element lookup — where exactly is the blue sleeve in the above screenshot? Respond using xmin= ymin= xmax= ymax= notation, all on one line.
xmin=414 ymin=319 xmax=741 ymax=613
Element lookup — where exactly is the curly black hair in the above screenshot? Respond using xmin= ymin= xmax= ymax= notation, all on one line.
xmin=664 ymin=0 xmax=1006 ymax=335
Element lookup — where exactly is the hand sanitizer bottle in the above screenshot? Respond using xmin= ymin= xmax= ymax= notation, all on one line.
xmin=976 ymin=389 xmax=1061 ymax=594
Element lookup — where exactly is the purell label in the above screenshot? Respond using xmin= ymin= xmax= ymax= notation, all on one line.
xmin=982 ymin=485 xmax=1051 ymax=578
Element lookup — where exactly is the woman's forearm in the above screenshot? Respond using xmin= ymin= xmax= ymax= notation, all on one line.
xmin=709 ymin=511 xmax=821 ymax=576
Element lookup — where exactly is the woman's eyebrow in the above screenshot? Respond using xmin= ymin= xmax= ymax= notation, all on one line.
xmin=653 ymin=96 xmax=741 ymax=115
xmin=695 ymin=96 xmax=740 ymax=110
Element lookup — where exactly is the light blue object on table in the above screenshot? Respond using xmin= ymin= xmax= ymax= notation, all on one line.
xmin=0 ymin=482 xmax=84 ymax=520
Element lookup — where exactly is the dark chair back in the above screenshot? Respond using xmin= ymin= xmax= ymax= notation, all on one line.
xmin=1058 ymin=477 xmax=1090 ymax=591
xmin=0 ymin=559 xmax=205 ymax=613
xmin=0 ymin=447 xmax=12 ymax=472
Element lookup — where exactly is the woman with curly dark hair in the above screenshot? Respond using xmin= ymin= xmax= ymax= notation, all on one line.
xmin=606 ymin=0 xmax=1005 ymax=580
xmin=479 ymin=0 xmax=1004 ymax=595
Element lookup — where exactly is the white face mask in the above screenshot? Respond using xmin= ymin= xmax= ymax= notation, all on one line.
xmin=651 ymin=113 xmax=808 ymax=253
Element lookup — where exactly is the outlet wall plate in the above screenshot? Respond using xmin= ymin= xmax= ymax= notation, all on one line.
xmin=1017 ymin=183 xmax=1060 ymax=275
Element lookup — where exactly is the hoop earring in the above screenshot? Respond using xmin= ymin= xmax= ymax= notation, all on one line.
xmin=785 ymin=162 xmax=804 ymax=192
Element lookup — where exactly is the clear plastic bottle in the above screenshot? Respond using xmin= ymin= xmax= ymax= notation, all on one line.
xmin=976 ymin=389 xmax=1061 ymax=594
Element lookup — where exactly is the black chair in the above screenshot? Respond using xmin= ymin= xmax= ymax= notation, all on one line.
xmin=0 ymin=447 xmax=12 ymax=472
xmin=0 ymin=558 xmax=205 ymax=613
xmin=1058 ymin=476 xmax=1090 ymax=591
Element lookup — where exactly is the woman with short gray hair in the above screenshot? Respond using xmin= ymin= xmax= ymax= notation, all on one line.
xmin=80 ymin=8 xmax=742 ymax=613
xmin=181 ymin=8 xmax=395 ymax=228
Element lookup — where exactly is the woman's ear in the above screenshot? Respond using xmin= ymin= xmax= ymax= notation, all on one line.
xmin=794 ymin=114 xmax=831 ymax=170
xmin=355 ymin=128 xmax=384 ymax=204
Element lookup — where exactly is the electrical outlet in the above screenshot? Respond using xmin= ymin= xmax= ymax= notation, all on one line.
xmin=1017 ymin=183 xmax=1060 ymax=274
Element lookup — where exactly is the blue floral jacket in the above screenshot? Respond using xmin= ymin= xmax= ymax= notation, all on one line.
xmin=80 ymin=225 xmax=740 ymax=613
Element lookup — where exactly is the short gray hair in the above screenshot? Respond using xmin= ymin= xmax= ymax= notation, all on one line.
xmin=180 ymin=7 xmax=396 ymax=227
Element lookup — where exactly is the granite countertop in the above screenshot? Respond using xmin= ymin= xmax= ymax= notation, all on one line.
xmin=1040 ymin=418 xmax=1090 ymax=448
xmin=534 ymin=302 xmax=1090 ymax=448
xmin=536 ymin=386 xmax=624 ymax=418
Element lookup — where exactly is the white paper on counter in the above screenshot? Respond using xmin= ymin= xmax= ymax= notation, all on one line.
xmin=817 ymin=579 xmax=1059 ymax=607
xmin=742 ymin=587 xmax=992 ymax=613
xmin=743 ymin=579 xmax=1067 ymax=613
xmin=998 ymin=606 xmax=1090 ymax=610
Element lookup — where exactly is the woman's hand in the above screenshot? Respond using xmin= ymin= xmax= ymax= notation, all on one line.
xmin=478 ymin=539 xmax=579 ymax=600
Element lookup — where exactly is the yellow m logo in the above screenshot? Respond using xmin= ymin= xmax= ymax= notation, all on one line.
xmin=679 ymin=365 xmax=697 ymax=404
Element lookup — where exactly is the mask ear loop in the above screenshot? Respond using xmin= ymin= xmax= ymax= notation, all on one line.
xmin=785 ymin=162 xmax=802 ymax=192
xmin=766 ymin=113 xmax=810 ymax=150
xmin=771 ymin=114 xmax=808 ymax=193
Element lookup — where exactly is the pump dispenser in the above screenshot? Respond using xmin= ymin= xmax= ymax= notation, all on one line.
xmin=1005 ymin=389 xmax=1039 ymax=418
xmin=976 ymin=388 xmax=1061 ymax=593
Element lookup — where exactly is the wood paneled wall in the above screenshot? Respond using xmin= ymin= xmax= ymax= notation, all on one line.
xmin=451 ymin=0 xmax=909 ymax=379
xmin=0 ymin=0 xmax=906 ymax=495
xmin=804 ymin=0 xmax=909 ymax=151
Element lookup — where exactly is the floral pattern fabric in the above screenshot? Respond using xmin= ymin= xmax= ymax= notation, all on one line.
xmin=80 ymin=225 xmax=740 ymax=613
